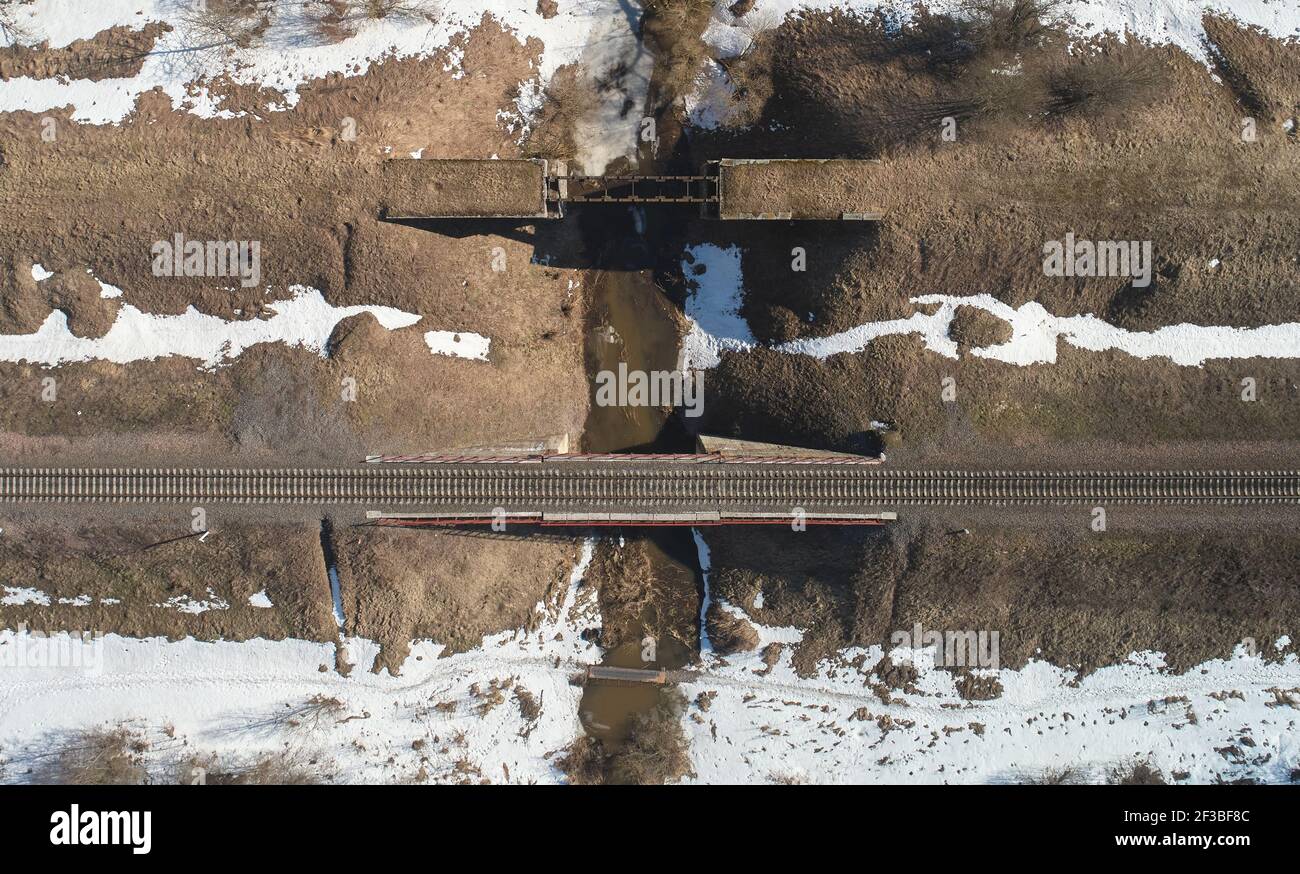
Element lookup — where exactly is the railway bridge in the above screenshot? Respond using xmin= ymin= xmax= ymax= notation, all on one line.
xmin=377 ymin=157 xmax=886 ymax=221
xmin=2 ymin=450 xmax=1298 ymax=527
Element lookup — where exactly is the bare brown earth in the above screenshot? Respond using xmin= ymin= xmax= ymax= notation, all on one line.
xmin=666 ymin=8 xmax=1300 ymax=682
xmin=683 ymin=11 xmax=1300 ymax=463
xmin=0 ymin=17 xmax=587 ymax=465
xmin=0 ymin=23 xmax=171 ymax=82
xmin=0 ymin=19 xmax=591 ymax=657
xmin=717 ymin=159 xmax=885 ymax=219
xmin=0 ymin=513 xmax=334 ymax=644
xmin=696 ymin=12 xmax=1300 ymax=336
xmin=377 ymin=158 xmax=547 ymax=218
xmin=331 ymin=526 xmax=580 ymax=673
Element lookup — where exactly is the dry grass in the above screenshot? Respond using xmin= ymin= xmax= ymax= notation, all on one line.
xmin=556 ymin=735 xmax=607 ymax=785
xmin=174 ymin=752 xmax=323 ymax=785
xmin=1108 ymin=759 xmax=1166 ymax=785
xmin=38 ymin=725 xmax=150 ymax=785
xmin=961 ymin=0 xmax=1058 ymax=53
xmin=606 ymin=690 xmax=693 ymax=785
xmin=1042 ymin=54 xmax=1166 ymax=118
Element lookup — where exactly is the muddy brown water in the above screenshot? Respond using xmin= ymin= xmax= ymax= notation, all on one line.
xmin=579 ymin=635 xmax=692 ymax=748
xmin=580 ymin=263 xmax=684 ymax=453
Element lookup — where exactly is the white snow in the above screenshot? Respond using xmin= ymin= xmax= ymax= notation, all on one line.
xmin=154 ymin=588 xmax=230 ymax=615
xmin=681 ymin=243 xmax=755 ymax=369
xmin=0 ymin=540 xmax=600 ymax=784
xmin=30 ymin=264 xmax=53 ymax=281
xmin=328 ymin=566 xmax=346 ymax=630
xmin=423 ymin=330 xmax=491 ymax=361
xmin=1 ymin=587 xmax=51 ymax=607
xmin=684 ymin=529 xmax=1300 ymax=784
xmin=568 ymin=3 xmax=654 ymax=173
xmin=680 ymin=246 xmax=1300 ymax=369
xmin=56 ymin=595 xmax=93 ymax=607
xmin=247 ymin=590 xmax=273 ymax=609
xmin=0 ymin=285 xmax=421 ymax=369
xmin=685 ymin=59 xmax=742 ymax=131
xmin=0 ymin=0 xmax=648 ymax=150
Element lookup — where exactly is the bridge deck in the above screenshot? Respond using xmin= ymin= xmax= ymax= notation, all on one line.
xmin=378 ymin=158 xmax=551 ymax=219
xmin=376 ymin=157 xmax=885 ymax=220
xmin=714 ymin=158 xmax=885 ymax=220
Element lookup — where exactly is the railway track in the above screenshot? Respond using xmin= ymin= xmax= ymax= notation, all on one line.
xmin=1 ymin=467 xmax=1298 ymax=507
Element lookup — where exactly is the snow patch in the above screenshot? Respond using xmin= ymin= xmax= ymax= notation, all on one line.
xmin=0 ymin=285 xmax=421 ymax=369
xmin=154 ymin=588 xmax=230 ymax=615
xmin=2 ymin=586 xmax=50 ymax=606
xmin=424 ymin=330 xmax=491 ymax=361
xmin=680 ymin=251 xmax=1300 ymax=369
xmin=0 ymin=541 xmax=601 ymax=784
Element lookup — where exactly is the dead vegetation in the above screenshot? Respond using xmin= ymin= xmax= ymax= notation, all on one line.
xmin=173 ymin=752 xmax=324 ymax=785
xmin=306 ymin=0 xmax=440 ymax=42
xmin=1108 ymin=759 xmax=1166 ymax=785
xmin=179 ymin=0 xmax=274 ymax=50
xmin=557 ymin=689 xmax=693 ymax=784
xmin=277 ymin=694 xmax=347 ymax=730
xmin=35 ymin=725 xmax=150 ymax=785
xmin=1042 ymin=53 xmax=1167 ymax=118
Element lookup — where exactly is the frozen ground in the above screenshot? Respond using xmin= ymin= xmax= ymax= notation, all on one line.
xmin=0 ymin=541 xmax=599 ymax=785
xmin=5 ymin=533 xmax=1295 ymax=784
xmin=685 ymin=529 xmax=1300 ymax=784
xmin=0 ymin=0 xmax=650 ymax=169
xmin=685 ymin=0 xmax=1300 ymax=130
xmin=680 ymin=243 xmax=1300 ymax=369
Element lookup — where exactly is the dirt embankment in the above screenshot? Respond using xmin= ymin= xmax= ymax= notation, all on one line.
xmin=331 ymin=526 xmax=581 ymax=673
xmin=680 ymin=9 xmax=1300 ymax=461
xmin=0 ymin=515 xmax=335 ymax=644
xmin=0 ymin=23 xmax=171 ymax=82
xmin=697 ymin=522 xmax=1300 ymax=678
xmin=0 ymin=18 xmax=588 ymax=465
xmin=695 ymin=10 xmax=1300 ymax=336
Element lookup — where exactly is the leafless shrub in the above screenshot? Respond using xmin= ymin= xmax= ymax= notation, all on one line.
xmin=309 ymin=0 xmax=439 ymax=27
xmin=520 ymin=67 xmax=601 ymax=160
xmin=961 ymin=0 xmax=1057 ymax=52
xmin=1042 ymin=54 xmax=1165 ymax=118
xmin=178 ymin=0 xmax=274 ymax=50
xmin=276 ymin=694 xmax=346 ymax=730
xmin=607 ymin=690 xmax=692 ymax=785
xmin=768 ymin=771 xmax=806 ymax=784
xmin=1108 ymin=759 xmax=1166 ymax=785
xmin=1026 ymin=766 xmax=1078 ymax=784
xmin=556 ymin=735 xmax=607 ymax=785
xmin=174 ymin=752 xmax=323 ymax=785
xmin=0 ymin=0 xmax=35 ymax=48
xmin=37 ymin=725 xmax=150 ymax=785
xmin=514 ymin=687 xmax=541 ymax=722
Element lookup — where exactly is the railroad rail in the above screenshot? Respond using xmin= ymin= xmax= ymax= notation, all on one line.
xmin=1 ymin=468 xmax=1298 ymax=507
